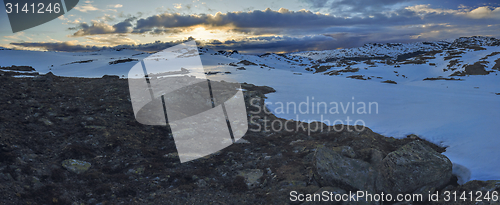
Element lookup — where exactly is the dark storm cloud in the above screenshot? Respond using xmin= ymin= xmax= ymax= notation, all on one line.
xmin=70 ymin=8 xmax=426 ymax=36
xmin=213 ymin=35 xmax=340 ymax=53
xmin=134 ymin=8 xmax=421 ymax=30
xmin=70 ymin=6 xmax=500 ymax=38
xmin=307 ymin=0 xmax=421 ymax=14
xmin=70 ymin=17 xmax=136 ymax=36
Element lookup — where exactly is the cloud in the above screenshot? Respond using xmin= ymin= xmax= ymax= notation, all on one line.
xmin=85 ymin=7 xmax=422 ymax=37
xmin=9 ymin=25 xmax=500 ymax=54
xmin=210 ymin=35 xmax=342 ymax=53
xmin=123 ymin=8 xmax=426 ymax=35
xmin=74 ymin=1 xmax=99 ymax=12
xmin=10 ymin=42 xmax=102 ymax=52
xmin=71 ymin=6 xmax=500 ymax=37
xmin=109 ymin=4 xmax=123 ymax=8
xmin=12 ymin=4 xmax=500 ymax=54
xmin=59 ymin=5 xmax=500 ymax=53
xmin=11 ymin=36 xmax=327 ymax=53
xmin=71 ymin=20 xmax=133 ymax=36
xmin=9 ymin=38 xmax=196 ymax=52
xmin=1 ymin=34 xmax=412 ymax=54
xmin=306 ymin=0 xmax=421 ymax=15
xmin=465 ymin=6 xmax=500 ymax=19
xmin=84 ymin=34 xmax=137 ymax=46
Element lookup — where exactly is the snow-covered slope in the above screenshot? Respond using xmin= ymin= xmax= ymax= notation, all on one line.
xmin=290 ymin=41 xmax=450 ymax=61
xmin=0 ymin=49 xmax=149 ymax=78
xmin=1 ymin=36 xmax=499 ymax=182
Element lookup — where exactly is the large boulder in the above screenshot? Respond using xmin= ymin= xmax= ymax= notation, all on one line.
xmin=376 ymin=140 xmax=452 ymax=195
xmin=315 ymin=146 xmax=377 ymax=192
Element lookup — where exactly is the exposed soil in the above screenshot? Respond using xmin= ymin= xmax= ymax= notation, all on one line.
xmin=109 ymin=58 xmax=138 ymax=65
xmin=381 ymin=80 xmax=397 ymax=84
xmin=238 ymin=60 xmax=257 ymax=66
xmin=423 ymin=77 xmax=464 ymax=81
xmin=310 ymin=65 xmax=334 ymax=73
xmin=480 ymin=52 xmax=500 ymax=60
xmin=493 ymin=58 xmax=500 ymax=71
xmin=324 ymin=67 xmax=359 ymax=76
xmin=346 ymin=75 xmax=367 ymax=80
xmin=444 ymin=50 xmax=465 ymax=61
xmin=446 ymin=59 xmax=462 ymax=71
xmin=450 ymin=61 xmax=494 ymax=76
xmin=62 ymin=60 xmax=96 ymax=66
xmin=0 ymin=65 xmax=36 ymax=71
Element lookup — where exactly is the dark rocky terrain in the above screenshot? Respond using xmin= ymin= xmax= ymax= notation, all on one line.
xmin=0 ymin=70 xmax=499 ymax=204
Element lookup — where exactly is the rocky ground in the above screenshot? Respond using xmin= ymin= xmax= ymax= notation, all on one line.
xmin=0 ymin=69 xmax=499 ymax=205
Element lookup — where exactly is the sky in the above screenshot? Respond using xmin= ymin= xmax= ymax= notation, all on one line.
xmin=1 ymin=0 xmax=500 ymax=53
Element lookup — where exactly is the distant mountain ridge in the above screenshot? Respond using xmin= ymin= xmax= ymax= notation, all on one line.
xmin=289 ymin=36 xmax=500 ymax=61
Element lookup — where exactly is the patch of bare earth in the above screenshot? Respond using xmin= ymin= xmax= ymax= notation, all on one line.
xmin=324 ymin=67 xmax=359 ymax=75
xmin=450 ymin=61 xmax=494 ymax=76
xmin=444 ymin=50 xmax=465 ymax=61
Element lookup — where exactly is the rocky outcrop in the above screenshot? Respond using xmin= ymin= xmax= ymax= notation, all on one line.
xmin=315 ymin=146 xmax=377 ymax=192
xmin=375 ymin=141 xmax=452 ymax=195
xmin=314 ymin=140 xmax=453 ymax=204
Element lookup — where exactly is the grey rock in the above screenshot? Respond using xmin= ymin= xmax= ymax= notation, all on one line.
xmin=340 ymin=146 xmax=356 ymax=158
xmin=375 ymin=141 xmax=452 ymax=195
xmin=32 ymin=73 xmax=54 ymax=82
xmin=38 ymin=118 xmax=53 ymax=126
xmin=315 ymin=146 xmax=377 ymax=192
xmin=196 ymin=179 xmax=208 ymax=188
xmin=237 ymin=169 xmax=263 ymax=189
xmin=62 ymin=159 xmax=91 ymax=174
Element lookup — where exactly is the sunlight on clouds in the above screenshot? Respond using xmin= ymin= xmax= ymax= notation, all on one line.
xmin=170 ymin=26 xmax=253 ymax=43
xmin=3 ymin=32 xmax=25 ymax=40
xmin=74 ymin=1 xmax=99 ymax=12
xmin=405 ymin=4 xmax=460 ymax=16
xmin=174 ymin=4 xmax=182 ymax=9
xmin=73 ymin=21 xmax=116 ymax=36
xmin=406 ymin=4 xmax=500 ymax=19
xmin=467 ymin=6 xmax=500 ymax=19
